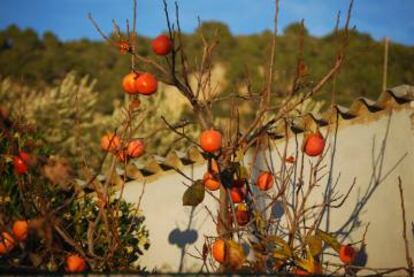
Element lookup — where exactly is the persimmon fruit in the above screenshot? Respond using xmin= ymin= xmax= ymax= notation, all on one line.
xmin=235 ymin=203 xmax=250 ymax=226
xmin=203 ymin=172 xmax=220 ymax=191
xmin=122 ymin=72 xmax=140 ymax=95
xmin=13 ymin=156 xmax=28 ymax=175
xmin=200 ymin=129 xmax=222 ymax=153
xmin=65 ymin=254 xmax=87 ymax=272
xmin=19 ymin=151 xmax=30 ymax=163
xmin=0 ymin=232 xmax=15 ymax=255
xmin=256 ymin=171 xmax=273 ymax=191
xmin=127 ymin=139 xmax=145 ymax=158
xmin=339 ymin=244 xmax=356 ymax=264
xmin=230 ymin=187 xmax=246 ymax=203
xmin=212 ymin=238 xmax=226 ymax=264
xmin=304 ymin=132 xmax=325 ymax=157
xmin=100 ymin=133 xmax=121 ymax=153
xmin=12 ymin=220 xmax=29 ymax=241
xmin=152 ymin=34 xmax=172 ymax=56
xmin=136 ymin=73 xmax=158 ymax=95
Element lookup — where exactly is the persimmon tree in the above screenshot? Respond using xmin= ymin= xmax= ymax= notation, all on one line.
xmin=86 ymin=0 xmax=413 ymax=275
xmin=86 ymin=0 xmax=359 ymax=274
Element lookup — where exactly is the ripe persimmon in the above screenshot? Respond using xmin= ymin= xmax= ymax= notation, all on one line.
xmin=12 ymin=220 xmax=29 ymax=241
xmin=235 ymin=203 xmax=250 ymax=226
xmin=13 ymin=156 xmax=28 ymax=175
xmin=212 ymin=238 xmax=226 ymax=264
xmin=0 ymin=232 xmax=15 ymax=255
xmin=303 ymin=132 xmax=325 ymax=157
xmin=152 ymin=34 xmax=172 ymax=56
xmin=19 ymin=151 xmax=30 ymax=163
xmin=136 ymin=73 xmax=158 ymax=95
xmin=256 ymin=171 xmax=273 ymax=191
xmin=65 ymin=254 xmax=87 ymax=272
xmin=230 ymin=187 xmax=246 ymax=203
xmin=339 ymin=244 xmax=356 ymax=264
xmin=100 ymin=133 xmax=121 ymax=153
xmin=127 ymin=139 xmax=145 ymax=158
xmin=200 ymin=129 xmax=222 ymax=153
xmin=122 ymin=72 xmax=140 ymax=95
xmin=203 ymin=172 xmax=220 ymax=191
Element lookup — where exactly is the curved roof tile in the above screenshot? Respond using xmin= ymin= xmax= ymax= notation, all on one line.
xmin=107 ymin=85 xmax=414 ymax=184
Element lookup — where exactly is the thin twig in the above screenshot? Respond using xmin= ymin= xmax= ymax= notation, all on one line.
xmin=397 ymin=177 xmax=414 ymax=276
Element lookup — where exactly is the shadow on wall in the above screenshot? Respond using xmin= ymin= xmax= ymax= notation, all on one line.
xmin=334 ymin=112 xmax=407 ymax=238
xmin=167 ymin=207 xmax=199 ymax=272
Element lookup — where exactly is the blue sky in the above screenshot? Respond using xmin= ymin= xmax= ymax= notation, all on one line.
xmin=0 ymin=0 xmax=413 ymax=45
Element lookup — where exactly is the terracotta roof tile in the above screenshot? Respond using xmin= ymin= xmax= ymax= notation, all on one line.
xmin=105 ymin=85 xmax=414 ymax=184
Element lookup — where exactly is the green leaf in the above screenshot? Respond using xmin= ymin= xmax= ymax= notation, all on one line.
xmin=306 ymin=235 xmax=322 ymax=256
xmin=182 ymin=180 xmax=205 ymax=207
xmin=316 ymin=229 xmax=341 ymax=252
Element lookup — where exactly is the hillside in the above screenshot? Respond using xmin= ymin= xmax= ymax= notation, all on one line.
xmin=1 ymin=22 xmax=413 ymax=114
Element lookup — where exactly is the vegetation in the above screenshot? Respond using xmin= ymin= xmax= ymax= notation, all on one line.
xmin=1 ymin=22 xmax=413 ymax=114
xmin=0 ymin=109 xmax=149 ymax=272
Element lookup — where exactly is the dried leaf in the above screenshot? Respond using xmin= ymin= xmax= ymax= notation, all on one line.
xmin=182 ymin=180 xmax=205 ymax=206
xmin=29 ymin=253 xmax=43 ymax=267
xmin=226 ymin=240 xmax=246 ymax=270
xmin=306 ymin=235 xmax=323 ymax=256
xmin=269 ymin=235 xmax=292 ymax=258
xmin=296 ymin=257 xmax=318 ymax=274
xmin=250 ymin=241 xmax=266 ymax=253
xmin=285 ymin=155 xmax=296 ymax=163
xmin=239 ymin=165 xmax=249 ymax=180
xmin=43 ymin=156 xmax=73 ymax=188
xmin=235 ymin=149 xmax=244 ymax=162
xmin=273 ymin=249 xmax=289 ymax=260
xmin=254 ymin=212 xmax=266 ymax=234
xmin=316 ymin=229 xmax=341 ymax=252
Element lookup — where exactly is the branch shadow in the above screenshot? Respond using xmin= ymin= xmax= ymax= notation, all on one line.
xmin=167 ymin=207 xmax=199 ymax=272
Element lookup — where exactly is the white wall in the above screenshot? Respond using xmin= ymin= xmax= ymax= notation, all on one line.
xmin=121 ymin=103 xmax=414 ymax=272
